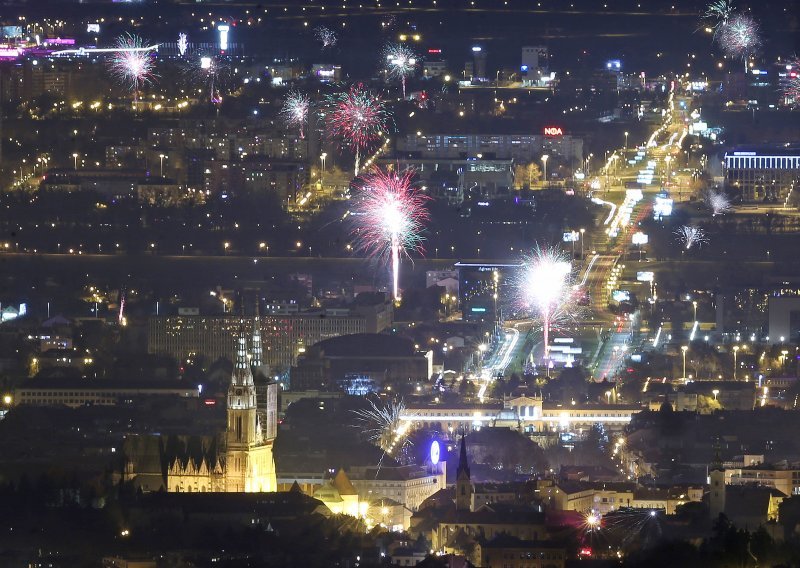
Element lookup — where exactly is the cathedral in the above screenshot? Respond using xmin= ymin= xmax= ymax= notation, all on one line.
xmin=124 ymin=312 xmax=278 ymax=493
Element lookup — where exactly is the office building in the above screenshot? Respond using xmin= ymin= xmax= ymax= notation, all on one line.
xmin=148 ymin=311 xmax=381 ymax=370
xmin=724 ymin=146 xmax=800 ymax=202
xmin=396 ymin=132 xmax=583 ymax=165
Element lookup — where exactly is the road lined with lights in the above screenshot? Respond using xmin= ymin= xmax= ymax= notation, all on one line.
xmin=477 ymin=328 xmax=520 ymax=401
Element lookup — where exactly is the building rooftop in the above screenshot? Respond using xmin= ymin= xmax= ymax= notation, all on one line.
xmin=312 ymin=333 xmax=418 ymax=358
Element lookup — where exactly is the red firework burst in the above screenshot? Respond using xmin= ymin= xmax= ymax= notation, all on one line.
xmin=351 ymin=168 xmax=429 ymax=299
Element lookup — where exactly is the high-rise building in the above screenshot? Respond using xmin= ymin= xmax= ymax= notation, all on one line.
xmin=521 ymin=46 xmax=548 ymax=84
xmin=148 ymin=311 xmax=375 ymax=370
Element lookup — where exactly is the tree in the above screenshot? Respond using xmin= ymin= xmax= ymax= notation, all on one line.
xmin=513 ymin=162 xmax=542 ymax=189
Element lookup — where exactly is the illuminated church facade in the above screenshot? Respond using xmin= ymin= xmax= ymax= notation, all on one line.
xmin=125 ymin=315 xmax=277 ymax=493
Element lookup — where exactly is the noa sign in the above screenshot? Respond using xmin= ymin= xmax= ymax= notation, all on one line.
xmin=543 ymin=126 xmax=563 ymax=136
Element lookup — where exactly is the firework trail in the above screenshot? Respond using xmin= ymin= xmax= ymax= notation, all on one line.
xmin=107 ymin=33 xmax=157 ymax=100
xmin=675 ymin=225 xmax=709 ymax=249
xmin=781 ymin=57 xmax=800 ymax=107
xmin=351 ymin=168 xmax=429 ymax=300
xmin=717 ymin=13 xmax=761 ymax=72
xmin=314 ymin=26 xmax=337 ymax=48
xmin=704 ymin=189 xmax=732 ymax=216
xmin=181 ymin=50 xmax=230 ymax=105
xmin=703 ymin=0 xmax=735 ymax=37
xmin=514 ymin=245 xmax=579 ymax=369
xmin=323 ymin=84 xmax=391 ymax=175
xmin=352 ymin=398 xmax=415 ymax=455
xmin=177 ymin=33 xmax=188 ymax=56
xmin=280 ymin=91 xmax=311 ymax=139
xmin=383 ymin=43 xmax=419 ymax=98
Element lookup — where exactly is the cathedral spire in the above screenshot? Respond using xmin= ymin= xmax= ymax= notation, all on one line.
xmin=232 ymin=319 xmax=254 ymax=387
xmin=457 ymin=435 xmax=470 ymax=480
xmin=455 ymin=435 xmax=472 ymax=511
xmin=251 ymin=300 xmax=263 ymax=371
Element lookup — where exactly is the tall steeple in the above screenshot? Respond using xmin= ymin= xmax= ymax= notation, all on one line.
xmin=232 ymin=319 xmax=254 ymax=387
xmin=455 ymin=435 xmax=473 ymax=511
xmin=457 ymin=435 xmax=470 ymax=480
xmin=251 ymin=300 xmax=263 ymax=373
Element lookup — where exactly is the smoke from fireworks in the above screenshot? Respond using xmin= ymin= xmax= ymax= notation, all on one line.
xmin=351 ymin=168 xmax=429 ymax=300
xmin=675 ymin=225 xmax=709 ymax=249
xmin=717 ymin=13 xmax=761 ymax=71
xmin=781 ymin=57 xmax=800 ymax=107
xmin=352 ymin=398 xmax=414 ymax=455
xmin=514 ymin=246 xmax=579 ymax=367
xmin=703 ymin=0 xmax=734 ymax=36
xmin=324 ymin=84 xmax=391 ymax=175
xmin=280 ymin=91 xmax=311 ymax=139
xmin=383 ymin=43 xmax=419 ymax=98
xmin=181 ymin=51 xmax=230 ymax=104
xmin=107 ymin=34 xmax=157 ymax=97
xmin=704 ymin=189 xmax=732 ymax=216
xmin=314 ymin=26 xmax=337 ymax=48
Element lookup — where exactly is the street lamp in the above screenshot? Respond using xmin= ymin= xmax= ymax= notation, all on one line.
xmin=681 ymin=345 xmax=688 ymax=380
xmin=541 ymin=154 xmax=549 ymax=188
xmin=72 ymin=153 xmax=78 ymax=170
xmin=159 ymin=153 xmax=166 ymax=177
xmin=692 ymin=301 xmax=697 ymax=321
xmin=712 ymin=389 xmax=719 ymax=401
xmin=733 ymin=345 xmax=740 ymax=380
xmin=624 ymin=131 xmax=629 ymax=152
xmin=580 ymin=228 xmax=586 ymax=259
xmin=665 ymin=155 xmax=672 ymax=186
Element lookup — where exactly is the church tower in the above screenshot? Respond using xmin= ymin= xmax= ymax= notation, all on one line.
xmin=225 ymin=321 xmax=259 ymax=492
xmin=709 ymin=440 xmax=725 ymax=520
xmin=251 ymin=301 xmax=265 ymax=378
xmin=455 ymin=436 xmax=473 ymax=511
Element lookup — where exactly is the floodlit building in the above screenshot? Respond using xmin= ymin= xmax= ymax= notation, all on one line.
xmin=124 ymin=321 xmax=277 ymax=494
xmin=723 ymin=146 xmax=800 ymax=202
xmin=148 ymin=310 xmax=384 ymax=369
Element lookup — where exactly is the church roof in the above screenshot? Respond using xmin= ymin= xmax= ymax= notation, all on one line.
xmin=332 ymin=469 xmax=358 ymax=496
xmin=313 ymin=333 xmax=417 ymax=358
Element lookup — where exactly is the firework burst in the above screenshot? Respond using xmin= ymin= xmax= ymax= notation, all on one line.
xmin=181 ymin=51 xmax=231 ymax=105
xmin=107 ymin=34 xmax=157 ymax=99
xmin=383 ymin=43 xmax=419 ymax=98
xmin=280 ymin=91 xmax=311 ymax=139
xmin=717 ymin=13 xmax=761 ymax=71
xmin=351 ymin=167 xmax=429 ymax=300
xmin=514 ymin=246 xmax=579 ymax=369
xmin=352 ymin=398 xmax=415 ymax=455
xmin=314 ymin=26 xmax=337 ymax=48
xmin=704 ymin=189 xmax=732 ymax=216
xmin=703 ymin=0 xmax=735 ymax=37
xmin=177 ymin=33 xmax=189 ymax=56
xmin=323 ymin=84 xmax=391 ymax=175
xmin=675 ymin=225 xmax=709 ymax=249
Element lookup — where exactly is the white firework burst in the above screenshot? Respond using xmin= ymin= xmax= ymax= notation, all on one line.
xmin=352 ymin=398 xmax=414 ymax=454
xmin=315 ymin=26 xmax=337 ymax=48
xmin=674 ymin=225 xmax=709 ymax=249
xmin=704 ymin=189 xmax=732 ymax=216
xmin=280 ymin=91 xmax=311 ymax=139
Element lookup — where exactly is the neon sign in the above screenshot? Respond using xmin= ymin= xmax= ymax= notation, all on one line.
xmin=543 ymin=127 xmax=563 ymax=136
